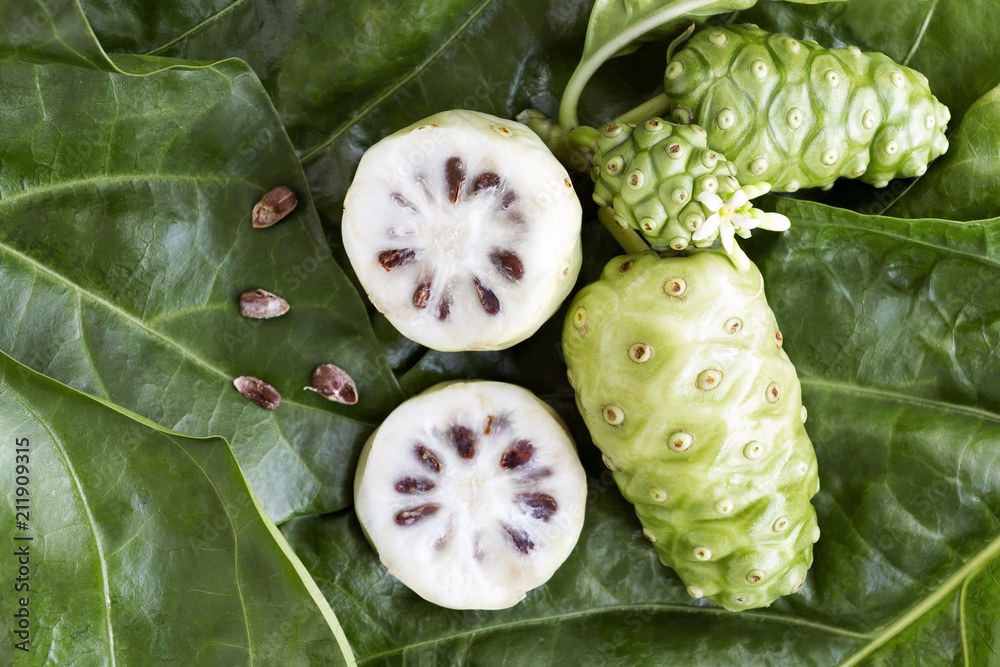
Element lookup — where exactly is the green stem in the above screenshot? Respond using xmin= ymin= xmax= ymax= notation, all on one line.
xmin=598 ymin=206 xmax=651 ymax=256
xmin=613 ymin=93 xmax=673 ymax=126
xmin=558 ymin=0 xmax=713 ymax=130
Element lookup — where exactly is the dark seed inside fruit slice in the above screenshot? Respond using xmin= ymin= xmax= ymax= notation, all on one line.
xmin=474 ymin=172 xmax=502 ymax=191
xmin=413 ymin=277 xmax=433 ymax=309
xmin=500 ymin=191 xmax=517 ymax=210
xmin=437 ymin=291 xmax=452 ymax=321
xmin=414 ymin=444 xmax=442 ymax=473
xmin=500 ymin=439 xmax=534 ymax=470
xmin=473 ymin=277 xmax=501 ymax=315
xmin=378 ymin=248 xmax=417 ymax=271
xmin=451 ymin=425 xmax=477 ymax=459
xmin=491 ymin=249 xmax=525 ymax=282
xmin=395 ymin=504 xmax=440 ymax=525
xmin=394 ymin=477 xmax=436 ymax=494
xmin=517 ymin=492 xmax=558 ymax=521
xmin=503 ymin=524 xmax=535 ymax=554
xmin=445 ymin=156 xmax=466 ymax=203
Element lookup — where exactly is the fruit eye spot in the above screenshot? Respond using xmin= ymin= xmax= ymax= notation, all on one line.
xmin=668 ymin=430 xmax=694 ymax=452
xmin=751 ymin=59 xmax=769 ymax=79
xmin=667 ymin=142 xmax=684 ymax=157
xmin=642 ymin=528 xmax=658 ymax=542
xmin=573 ymin=307 xmax=588 ymax=329
xmin=766 ymin=382 xmax=781 ymax=403
xmin=664 ymin=277 xmax=688 ymax=298
xmin=747 ymin=570 xmax=765 ymax=584
xmin=786 ymin=107 xmax=803 ymax=130
xmin=602 ymin=453 xmax=619 ymax=470
xmin=773 ymin=517 xmax=790 ymax=532
xmin=627 ymin=171 xmax=644 ymax=189
xmin=628 ymin=342 xmax=652 ymax=363
xmin=890 ymin=70 xmax=905 ymax=88
xmin=618 ymin=259 xmax=634 ymax=273
xmin=687 ymin=586 xmax=704 ymax=599
xmin=750 ymin=157 xmax=769 ymax=175
xmin=696 ymin=369 xmax=723 ymax=391
xmin=605 ymin=156 xmax=624 ymax=174
xmin=715 ymin=499 xmax=734 ymax=515
xmin=825 ymin=69 xmax=840 ymax=87
xmin=644 ymin=119 xmax=663 ymax=132
xmin=602 ymin=404 xmax=625 ymax=426
xmin=743 ymin=441 xmax=764 ymax=460
xmin=716 ymin=108 xmax=735 ymax=130
xmin=822 ymin=149 xmax=839 ymax=166
xmin=649 ymin=488 xmax=667 ymax=502
xmin=775 ymin=330 xmax=783 ymax=347
xmin=665 ymin=61 xmax=685 ymax=80
xmin=693 ymin=547 xmax=712 ymax=561
xmin=724 ymin=317 xmax=743 ymax=334
xmin=641 ymin=217 xmax=657 ymax=232
xmin=708 ymin=31 xmax=728 ymax=46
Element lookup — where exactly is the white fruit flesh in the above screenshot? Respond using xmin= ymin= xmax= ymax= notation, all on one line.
xmin=342 ymin=109 xmax=583 ymax=351
xmin=354 ymin=381 xmax=587 ymax=610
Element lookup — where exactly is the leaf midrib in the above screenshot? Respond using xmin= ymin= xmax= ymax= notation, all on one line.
xmin=299 ymin=0 xmax=497 ymax=164
xmin=355 ymin=602 xmax=872 ymax=665
xmin=2 ymin=387 xmax=117 ymax=664
xmin=800 ymin=376 xmax=1000 ymax=424
xmin=0 ymin=203 xmax=372 ymax=424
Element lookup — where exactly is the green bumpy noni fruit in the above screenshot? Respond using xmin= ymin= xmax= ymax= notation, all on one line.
xmin=562 ymin=251 xmax=819 ymax=611
xmin=664 ymin=24 xmax=951 ymax=191
xmin=589 ymin=119 xmax=740 ymax=251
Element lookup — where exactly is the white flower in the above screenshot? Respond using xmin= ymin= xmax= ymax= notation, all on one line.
xmin=692 ymin=184 xmax=791 ymax=258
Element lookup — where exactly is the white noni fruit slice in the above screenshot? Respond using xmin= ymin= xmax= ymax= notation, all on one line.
xmin=342 ymin=109 xmax=583 ymax=351
xmin=354 ymin=380 xmax=587 ymax=610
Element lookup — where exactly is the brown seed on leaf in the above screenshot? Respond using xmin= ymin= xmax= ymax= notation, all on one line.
xmin=306 ymin=363 xmax=358 ymax=405
xmin=239 ymin=288 xmax=290 ymax=319
xmin=233 ymin=376 xmax=281 ymax=410
xmin=251 ymin=186 xmax=298 ymax=228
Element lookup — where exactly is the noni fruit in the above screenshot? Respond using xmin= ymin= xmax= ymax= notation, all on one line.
xmin=354 ymin=380 xmax=587 ymax=610
xmin=586 ymin=118 xmax=789 ymax=268
xmin=342 ymin=109 xmax=582 ymax=352
xmin=562 ymin=250 xmax=819 ymax=611
xmin=664 ymin=24 xmax=950 ymax=190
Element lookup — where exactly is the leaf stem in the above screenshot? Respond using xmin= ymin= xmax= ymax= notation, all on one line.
xmin=613 ymin=93 xmax=673 ymax=126
xmin=558 ymin=0 xmax=713 ymax=130
xmin=598 ymin=206 xmax=650 ymax=256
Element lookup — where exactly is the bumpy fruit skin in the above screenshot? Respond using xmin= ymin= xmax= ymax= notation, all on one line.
xmin=562 ymin=251 xmax=819 ymax=611
xmin=590 ymin=119 xmax=741 ymax=251
xmin=664 ymin=24 xmax=951 ymax=190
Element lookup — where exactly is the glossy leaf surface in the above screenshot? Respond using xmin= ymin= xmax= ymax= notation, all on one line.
xmin=0 ymin=350 xmax=353 ymax=665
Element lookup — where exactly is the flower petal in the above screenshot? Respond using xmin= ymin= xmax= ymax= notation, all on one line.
xmin=692 ymin=213 xmax=721 ymax=241
xmin=697 ymin=191 xmax=724 ymax=212
xmin=727 ymin=189 xmax=749 ymax=210
xmin=721 ymin=222 xmax=735 ymax=254
xmin=756 ymin=211 xmax=791 ymax=232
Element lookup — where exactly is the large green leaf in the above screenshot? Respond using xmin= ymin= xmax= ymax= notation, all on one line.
xmin=282 ymin=198 xmax=1000 ymax=664
xmin=0 ymin=8 xmax=405 ymax=522
xmin=0 ymin=350 xmax=353 ymax=665
xmin=884 ymin=84 xmax=1000 ymax=222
